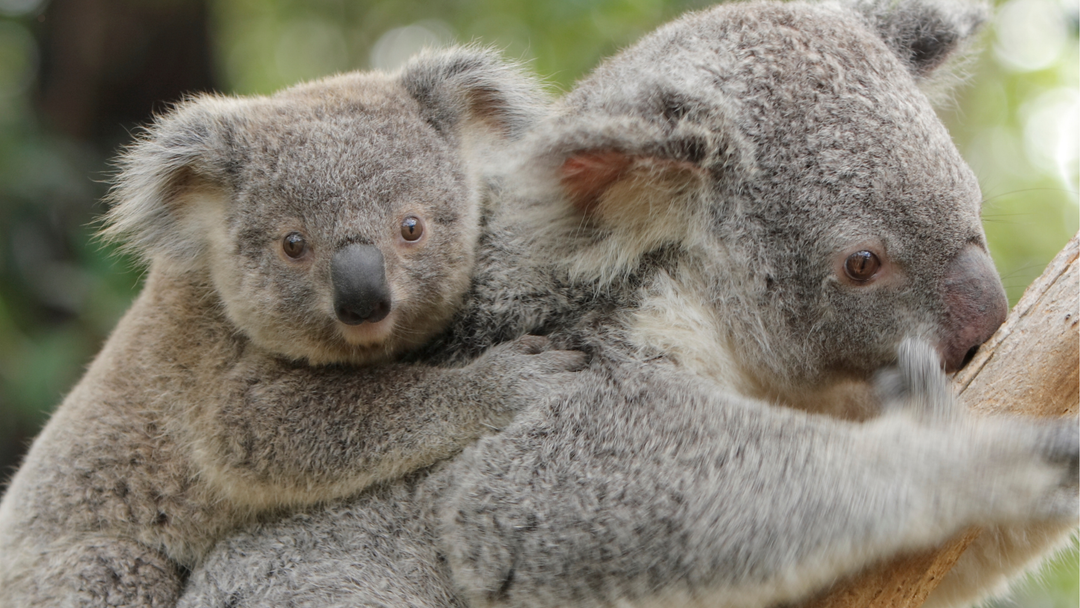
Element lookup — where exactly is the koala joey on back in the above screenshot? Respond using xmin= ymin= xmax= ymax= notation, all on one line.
xmin=179 ymin=1 xmax=1078 ymax=608
xmin=0 ymin=48 xmax=587 ymax=607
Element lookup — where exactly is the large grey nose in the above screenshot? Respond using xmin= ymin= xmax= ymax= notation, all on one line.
xmin=939 ymin=244 xmax=1008 ymax=372
xmin=331 ymin=243 xmax=391 ymax=325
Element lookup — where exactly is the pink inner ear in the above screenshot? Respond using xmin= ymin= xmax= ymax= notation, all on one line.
xmin=560 ymin=151 xmax=633 ymax=214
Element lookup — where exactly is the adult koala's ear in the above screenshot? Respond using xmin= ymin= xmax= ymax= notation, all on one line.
xmin=399 ymin=47 xmax=548 ymax=143
xmin=100 ymin=96 xmax=241 ymax=271
xmin=518 ymin=82 xmax=750 ymax=279
xmin=851 ymin=0 xmax=989 ymax=78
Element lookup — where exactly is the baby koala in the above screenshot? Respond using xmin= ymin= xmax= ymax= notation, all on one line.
xmin=0 ymin=47 xmax=581 ymax=607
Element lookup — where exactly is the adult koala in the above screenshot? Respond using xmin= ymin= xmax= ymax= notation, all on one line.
xmin=181 ymin=1 xmax=1077 ymax=607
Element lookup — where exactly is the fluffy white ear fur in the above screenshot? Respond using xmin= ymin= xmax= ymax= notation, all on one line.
xmin=98 ymin=96 xmax=243 ymax=272
xmin=509 ymin=112 xmax=734 ymax=284
xmin=398 ymin=46 xmax=549 ymax=143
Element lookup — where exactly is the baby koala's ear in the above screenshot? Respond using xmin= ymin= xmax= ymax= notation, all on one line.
xmin=851 ymin=0 xmax=989 ymax=78
xmin=100 ymin=95 xmax=242 ymax=271
xmin=398 ymin=46 xmax=549 ymax=143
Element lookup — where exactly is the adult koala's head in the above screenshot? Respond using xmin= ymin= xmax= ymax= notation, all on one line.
xmin=520 ymin=0 xmax=1004 ymax=402
xmin=102 ymin=48 xmax=545 ymax=365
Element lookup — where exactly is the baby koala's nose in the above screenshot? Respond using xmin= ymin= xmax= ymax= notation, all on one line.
xmin=331 ymin=243 xmax=392 ymax=325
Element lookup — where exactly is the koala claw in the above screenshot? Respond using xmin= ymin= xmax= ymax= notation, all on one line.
xmin=467 ymin=337 xmax=589 ymax=423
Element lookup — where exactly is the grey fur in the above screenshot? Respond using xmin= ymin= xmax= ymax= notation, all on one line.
xmin=0 ymin=48 xmax=589 ymax=607
xmin=179 ymin=1 xmax=1076 ymax=607
xmin=875 ymin=337 xmax=958 ymax=423
xmin=849 ymin=0 xmax=988 ymax=77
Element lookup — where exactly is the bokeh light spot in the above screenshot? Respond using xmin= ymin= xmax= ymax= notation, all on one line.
xmin=369 ymin=21 xmax=455 ymax=72
xmin=993 ymin=0 xmax=1069 ymax=72
xmin=1021 ymin=87 xmax=1079 ymax=193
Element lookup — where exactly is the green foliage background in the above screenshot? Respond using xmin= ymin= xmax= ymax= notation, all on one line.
xmin=0 ymin=0 xmax=1076 ymax=604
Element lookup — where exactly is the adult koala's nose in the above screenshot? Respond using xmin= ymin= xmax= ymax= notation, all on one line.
xmin=939 ymin=244 xmax=1008 ymax=373
xmin=331 ymin=243 xmax=392 ymax=325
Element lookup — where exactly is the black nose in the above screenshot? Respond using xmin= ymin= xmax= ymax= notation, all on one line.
xmin=331 ymin=243 xmax=392 ymax=325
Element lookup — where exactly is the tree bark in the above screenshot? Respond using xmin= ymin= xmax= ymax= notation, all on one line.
xmin=803 ymin=232 xmax=1080 ymax=608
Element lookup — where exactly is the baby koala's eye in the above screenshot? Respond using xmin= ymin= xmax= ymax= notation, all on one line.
xmin=844 ymin=250 xmax=881 ymax=282
xmin=400 ymin=216 xmax=425 ymax=242
xmin=282 ymin=232 xmax=308 ymax=259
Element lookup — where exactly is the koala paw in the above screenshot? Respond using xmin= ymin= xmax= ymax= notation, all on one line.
xmin=1038 ymin=418 xmax=1080 ymax=489
xmin=943 ymin=413 xmax=1080 ymax=527
xmin=875 ymin=337 xmax=958 ymax=423
xmin=469 ymin=335 xmax=588 ymax=422
xmin=497 ymin=334 xmax=590 ymax=374
xmin=1011 ymin=417 xmax=1079 ymax=522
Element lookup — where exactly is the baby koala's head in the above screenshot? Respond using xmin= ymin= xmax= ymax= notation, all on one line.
xmin=103 ymin=48 xmax=545 ymax=365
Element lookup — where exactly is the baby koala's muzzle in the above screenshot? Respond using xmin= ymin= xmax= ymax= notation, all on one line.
xmin=331 ymin=243 xmax=392 ymax=325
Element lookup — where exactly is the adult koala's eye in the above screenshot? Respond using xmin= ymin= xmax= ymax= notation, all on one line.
xmin=400 ymin=216 xmax=424 ymax=242
xmin=282 ymin=232 xmax=308 ymax=259
xmin=844 ymin=250 xmax=881 ymax=282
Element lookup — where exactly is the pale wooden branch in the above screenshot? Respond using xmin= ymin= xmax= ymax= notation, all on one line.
xmin=804 ymin=233 xmax=1079 ymax=608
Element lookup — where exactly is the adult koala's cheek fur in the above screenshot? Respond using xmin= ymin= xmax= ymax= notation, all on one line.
xmin=812 ymin=239 xmax=1007 ymax=380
